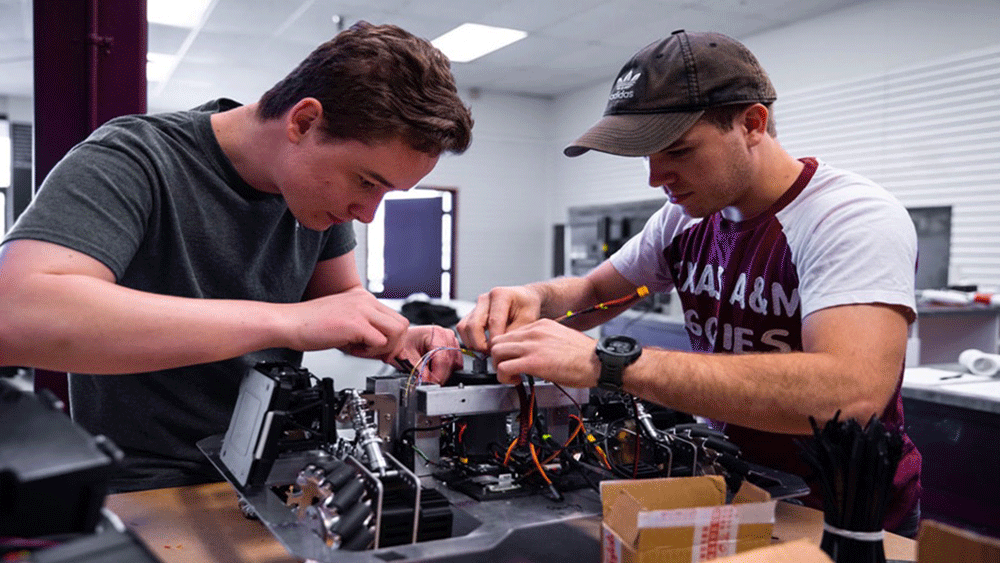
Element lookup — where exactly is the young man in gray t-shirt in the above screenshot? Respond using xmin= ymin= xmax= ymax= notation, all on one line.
xmin=0 ymin=22 xmax=474 ymax=492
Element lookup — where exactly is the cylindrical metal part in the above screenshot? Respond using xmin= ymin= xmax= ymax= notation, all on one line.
xmin=331 ymin=500 xmax=372 ymax=540
xmin=330 ymin=477 xmax=366 ymax=513
xmin=704 ymin=436 xmax=740 ymax=456
xmin=326 ymin=462 xmax=357 ymax=490
xmin=348 ymin=390 xmax=389 ymax=475
xmin=633 ymin=400 xmax=661 ymax=439
xmin=342 ymin=526 xmax=375 ymax=551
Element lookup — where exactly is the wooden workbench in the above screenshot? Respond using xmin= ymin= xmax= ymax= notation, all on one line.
xmin=106 ymin=481 xmax=917 ymax=563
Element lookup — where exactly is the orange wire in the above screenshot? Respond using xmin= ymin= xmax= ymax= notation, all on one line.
xmin=568 ymin=414 xmax=612 ymax=469
xmin=503 ymin=438 xmax=518 ymax=466
xmin=521 ymin=417 xmax=588 ymax=479
xmin=529 ymin=443 xmax=552 ymax=485
xmin=594 ymin=445 xmax=612 ymax=469
xmin=541 ymin=416 xmax=586 ymax=465
xmin=559 ymin=286 xmax=649 ymax=323
xmin=506 ymin=379 xmax=539 ymax=467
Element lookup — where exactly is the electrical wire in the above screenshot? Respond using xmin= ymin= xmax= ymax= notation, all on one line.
xmin=403 ymin=346 xmax=472 ymax=397
xmin=569 ymin=413 xmax=613 ymax=470
xmin=552 ymin=382 xmax=582 ymax=414
xmin=399 ymin=422 xmax=452 ymax=443
xmin=502 ymin=437 xmax=518 ymax=466
xmin=409 ymin=444 xmax=437 ymax=466
xmin=557 ymin=285 xmax=649 ymax=324
xmin=528 ymin=443 xmax=551 ymax=485
xmin=514 ymin=415 xmax=586 ymax=475
xmin=504 ymin=376 xmax=537 ymax=466
xmin=498 ymin=286 xmax=650 ymax=481
xmin=445 ymin=287 xmax=649 ymax=494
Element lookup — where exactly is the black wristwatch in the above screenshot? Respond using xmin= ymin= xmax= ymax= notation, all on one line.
xmin=595 ymin=335 xmax=642 ymax=391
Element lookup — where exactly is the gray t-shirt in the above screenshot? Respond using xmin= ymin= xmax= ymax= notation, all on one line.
xmin=5 ymin=99 xmax=356 ymax=492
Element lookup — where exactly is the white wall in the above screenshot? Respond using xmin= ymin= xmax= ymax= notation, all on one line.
xmin=550 ymin=0 xmax=1000 ymax=290
xmin=747 ymin=0 xmax=1000 ymax=290
xmin=744 ymin=0 xmax=1000 ymax=92
xmin=0 ymin=95 xmax=33 ymax=122
xmin=9 ymin=0 xmax=1000 ymax=298
xmin=423 ymin=90 xmax=556 ymax=301
xmin=552 ymin=86 xmax=649 ymax=214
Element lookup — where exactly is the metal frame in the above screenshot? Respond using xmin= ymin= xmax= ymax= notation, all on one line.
xmin=198 ymin=434 xmax=605 ymax=563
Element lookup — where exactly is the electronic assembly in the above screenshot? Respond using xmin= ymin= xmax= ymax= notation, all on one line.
xmin=197 ymin=358 xmax=808 ymax=562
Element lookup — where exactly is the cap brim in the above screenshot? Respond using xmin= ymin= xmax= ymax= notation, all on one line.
xmin=563 ymin=111 xmax=705 ymax=157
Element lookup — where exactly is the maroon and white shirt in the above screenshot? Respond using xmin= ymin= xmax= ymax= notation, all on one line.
xmin=610 ymin=158 xmax=921 ymax=530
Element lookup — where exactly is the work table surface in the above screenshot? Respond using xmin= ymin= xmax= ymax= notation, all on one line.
xmin=106 ymin=481 xmax=917 ymax=563
xmin=903 ymin=364 xmax=1000 ymax=414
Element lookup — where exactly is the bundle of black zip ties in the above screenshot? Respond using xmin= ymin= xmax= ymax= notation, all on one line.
xmin=798 ymin=411 xmax=903 ymax=563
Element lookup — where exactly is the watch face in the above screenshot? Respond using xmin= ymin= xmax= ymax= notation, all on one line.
xmin=604 ymin=336 xmax=635 ymax=354
xmin=596 ymin=335 xmax=640 ymax=391
xmin=601 ymin=336 xmax=638 ymax=356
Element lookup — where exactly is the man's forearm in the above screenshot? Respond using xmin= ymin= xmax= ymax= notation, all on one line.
xmin=624 ymin=348 xmax=896 ymax=435
xmin=530 ymin=276 xmax=633 ymax=330
xmin=529 ymin=277 xmax=595 ymax=319
xmin=0 ymin=273 xmax=287 ymax=374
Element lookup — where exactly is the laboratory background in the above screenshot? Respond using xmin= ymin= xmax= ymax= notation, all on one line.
xmin=1 ymin=1 xmax=999 ymax=562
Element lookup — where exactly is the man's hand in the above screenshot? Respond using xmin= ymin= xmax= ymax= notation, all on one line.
xmin=489 ymin=319 xmax=599 ymax=386
xmin=392 ymin=325 xmax=463 ymax=385
xmin=289 ymin=287 xmax=409 ymax=358
xmin=456 ymin=285 xmax=543 ymax=353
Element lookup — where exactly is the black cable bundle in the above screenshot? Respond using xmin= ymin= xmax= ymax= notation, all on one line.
xmin=797 ymin=412 xmax=903 ymax=563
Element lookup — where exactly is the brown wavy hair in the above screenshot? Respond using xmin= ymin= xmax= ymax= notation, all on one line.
xmin=257 ymin=22 xmax=473 ymax=156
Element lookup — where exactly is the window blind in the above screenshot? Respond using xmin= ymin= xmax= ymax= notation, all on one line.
xmin=778 ymin=44 xmax=1000 ymax=289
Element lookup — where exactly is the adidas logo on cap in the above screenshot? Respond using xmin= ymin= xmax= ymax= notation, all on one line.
xmin=609 ymin=69 xmax=641 ymax=100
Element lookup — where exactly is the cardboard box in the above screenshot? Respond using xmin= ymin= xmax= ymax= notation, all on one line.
xmin=709 ymin=539 xmax=832 ymax=563
xmin=917 ymin=520 xmax=1000 ymax=563
xmin=600 ymin=475 xmax=776 ymax=563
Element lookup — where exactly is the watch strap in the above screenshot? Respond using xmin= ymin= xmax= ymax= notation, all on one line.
xmin=598 ymin=362 xmax=625 ymax=391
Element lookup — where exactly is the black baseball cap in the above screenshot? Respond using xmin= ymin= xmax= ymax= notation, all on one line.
xmin=564 ymin=30 xmax=776 ymax=157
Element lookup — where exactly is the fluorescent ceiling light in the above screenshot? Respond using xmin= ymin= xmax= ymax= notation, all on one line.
xmin=146 ymin=53 xmax=177 ymax=83
xmin=432 ymin=23 xmax=527 ymax=63
xmin=148 ymin=0 xmax=211 ymax=28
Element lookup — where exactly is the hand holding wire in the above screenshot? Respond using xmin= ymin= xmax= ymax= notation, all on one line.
xmin=485 ymin=286 xmax=650 ymax=387
xmin=392 ymin=325 xmax=464 ymax=385
xmin=456 ymin=285 xmax=545 ymax=353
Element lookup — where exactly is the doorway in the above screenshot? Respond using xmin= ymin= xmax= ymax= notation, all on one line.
xmin=367 ymin=187 xmax=456 ymax=299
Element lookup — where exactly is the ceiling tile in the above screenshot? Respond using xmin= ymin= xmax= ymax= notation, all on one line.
xmin=148 ymin=23 xmax=190 ymax=55
xmin=201 ymin=0 xmax=303 ymax=35
xmin=0 ymin=0 xmax=880 ymax=107
xmin=482 ymin=0 xmax=612 ymax=32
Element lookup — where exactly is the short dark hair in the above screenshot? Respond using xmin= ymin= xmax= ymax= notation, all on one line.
xmin=700 ymin=102 xmax=777 ymax=138
xmin=257 ymin=22 xmax=473 ymax=156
